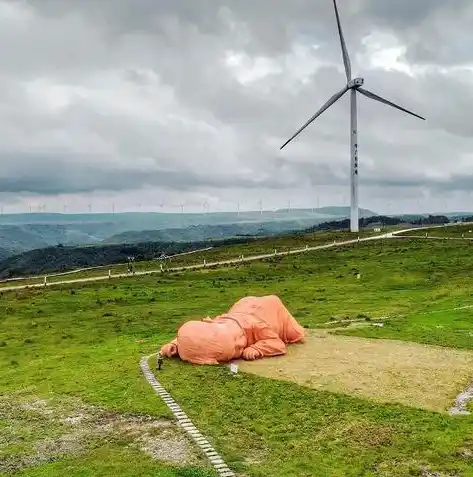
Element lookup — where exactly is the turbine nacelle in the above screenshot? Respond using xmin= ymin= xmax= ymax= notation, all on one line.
xmin=348 ymin=77 xmax=364 ymax=88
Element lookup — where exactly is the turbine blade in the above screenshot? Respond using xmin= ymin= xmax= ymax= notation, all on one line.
xmin=357 ymin=87 xmax=426 ymax=120
xmin=333 ymin=0 xmax=351 ymax=81
xmin=280 ymin=87 xmax=348 ymax=150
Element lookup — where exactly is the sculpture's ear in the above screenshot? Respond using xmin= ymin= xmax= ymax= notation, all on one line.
xmin=160 ymin=342 xmax=178 ymax=357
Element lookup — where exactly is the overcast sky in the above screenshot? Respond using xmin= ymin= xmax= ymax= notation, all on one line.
xmin=1 ymin=0 xmax=473 ymax=215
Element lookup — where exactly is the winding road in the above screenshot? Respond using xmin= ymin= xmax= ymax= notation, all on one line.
xmin=0 ymin=223 xmax=469 ymax=293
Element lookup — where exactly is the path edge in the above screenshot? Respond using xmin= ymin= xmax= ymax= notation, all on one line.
xmin=140 ymin=354 xmax=236 ymax=476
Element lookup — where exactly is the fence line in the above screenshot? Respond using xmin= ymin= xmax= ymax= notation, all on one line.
xmin=1 ymin=223 xmax=472 ymax=293
xmin=0 ymin=235 xmax=384 ymax=292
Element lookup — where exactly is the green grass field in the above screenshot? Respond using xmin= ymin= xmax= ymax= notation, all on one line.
xmin=400 ymin=223 xmax=473 ymax=238
xmin=2 ymin=237 xmax=473 ymax=476
xmin=0 ymin=228 xmax=384 ymax=288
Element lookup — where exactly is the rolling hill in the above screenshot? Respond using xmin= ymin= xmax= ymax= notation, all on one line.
xmin=0 ymin=207 xmax=377 ymax=255
xmin=0 ymin=213 xmax=451 ymax=278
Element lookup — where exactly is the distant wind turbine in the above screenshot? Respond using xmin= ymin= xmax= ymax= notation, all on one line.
xmin=280 ymin=0 xmax=426 ymax=232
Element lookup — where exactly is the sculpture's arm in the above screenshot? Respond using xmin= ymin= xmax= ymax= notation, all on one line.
xmin=242 ymin=322 xmax=287 ymax=360
xmin=160 ymin=338 xmax=178 ymax=357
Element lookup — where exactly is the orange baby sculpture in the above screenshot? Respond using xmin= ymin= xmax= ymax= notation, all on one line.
xmin=160 ymin=295 xmax=305 ymax=365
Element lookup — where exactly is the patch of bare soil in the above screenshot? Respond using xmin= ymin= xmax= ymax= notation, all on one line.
xmin=238 ymin=329 xmax=473 ymax=412
xmin=0 ymin=394 xmax=203 ymax=474
xmin=421 ymin=467 xmax=461 ymax=477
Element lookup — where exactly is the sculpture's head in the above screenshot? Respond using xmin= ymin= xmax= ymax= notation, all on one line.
xmin=175 ymin=318 xmax=247 ymax=365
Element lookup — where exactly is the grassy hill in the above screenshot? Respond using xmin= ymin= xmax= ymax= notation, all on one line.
xmin=0 ymin=208 xmax=463 ymax=259
xmin=2 ymin=234 xmax=473 ymax=475
xmin=400 ymin=223 xmax=473 ymax=238
xmin=0 ymin=214 xmax=456 ymax=280
xmin=0 ymin=215 xmax=403 ymax=279
xmin=104 ymin=220 xmax=326 ymax=244
xmin=0 ymin=247 xmax=12 ymax=262
xmin=0 ymin=228 xmax=382 ymax=286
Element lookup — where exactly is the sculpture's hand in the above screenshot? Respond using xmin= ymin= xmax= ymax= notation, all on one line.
xmin=243 ymin=322 xmax=287 ymax=359
xmin=242 ymin=346 xmax=262 ymax=360
xmin=160 ymin=340 xmax=178 ymax=357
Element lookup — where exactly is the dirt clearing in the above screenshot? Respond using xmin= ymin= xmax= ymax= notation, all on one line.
xmin=0 ymin=393 xmax=207 ymax=474
xmin=238 ymin=330 xmax=473 ymax=412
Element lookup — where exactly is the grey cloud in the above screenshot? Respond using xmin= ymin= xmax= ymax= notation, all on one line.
xmin=0 ymin=0 xmax=472 ymax=212
xmin=0 ymin=151 xmax=297 ymax=195
xmin=18 ymin=0 xmax=473 ymax=66
xmin=364 ymin=0 xmax=449 ymax=28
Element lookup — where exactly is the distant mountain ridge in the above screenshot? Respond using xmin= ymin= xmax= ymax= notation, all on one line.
xmin=0 ymin=207 xmax=377 ymax=255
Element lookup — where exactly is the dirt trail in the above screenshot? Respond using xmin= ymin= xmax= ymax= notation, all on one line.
xmin=0 ymin=228 xmax=403 ymax=293
xmin=1 ymin=222 xmax=471 ymax=294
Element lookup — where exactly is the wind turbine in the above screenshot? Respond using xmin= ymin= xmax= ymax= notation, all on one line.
xmin=280 ymin=0 xmax=426 ymax=232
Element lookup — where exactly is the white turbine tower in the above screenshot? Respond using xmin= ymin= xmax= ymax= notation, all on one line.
xmin=280 ymin=0 xmax=426 ymax=232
